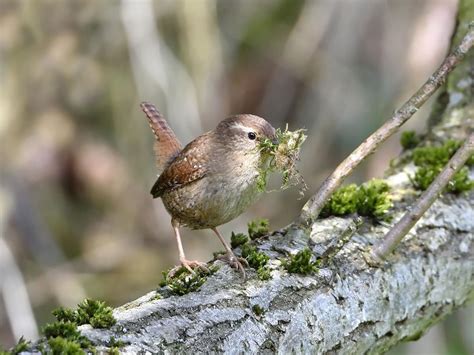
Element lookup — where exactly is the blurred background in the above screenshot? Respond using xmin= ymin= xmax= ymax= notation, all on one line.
xmin=0 ymin=0 xmax=472 ymax=353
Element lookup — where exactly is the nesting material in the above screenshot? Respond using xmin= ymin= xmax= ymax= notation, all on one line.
xmin=258 ymin=126 xmax=307 ymax=196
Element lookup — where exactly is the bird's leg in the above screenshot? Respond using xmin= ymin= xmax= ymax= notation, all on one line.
xmin=169 ymin=219 xmax=208 ymax=276
xmin=211 ymin=227 xmax=248 ymax=278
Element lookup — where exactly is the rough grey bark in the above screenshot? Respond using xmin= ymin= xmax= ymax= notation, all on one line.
xmin=81 ymin=190 xmax=474 ymax=354
xmin=81 ymin=7 xmax=474 ymax=355
xmin=81 ymin=186 xmax=472 ymax=353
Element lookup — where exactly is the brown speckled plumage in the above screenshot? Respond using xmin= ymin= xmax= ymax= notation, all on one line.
xmin=151 ymin=133 xmax=210 ymax=199
xmin=141 ymin=102 xmax=182 ymax=172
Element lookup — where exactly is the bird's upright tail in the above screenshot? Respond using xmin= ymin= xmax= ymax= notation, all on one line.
xmin=140 ymin=102 xmax=183 ymax=172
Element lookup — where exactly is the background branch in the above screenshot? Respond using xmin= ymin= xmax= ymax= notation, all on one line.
xmin=299 ymin=26 xmax=474 ymax=226
xmin=372 ymin=133 xmax=474 ymax=260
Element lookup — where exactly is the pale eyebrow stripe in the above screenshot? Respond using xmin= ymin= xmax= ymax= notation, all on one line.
xmin=231 ymin=123 xmax=255 ymax=133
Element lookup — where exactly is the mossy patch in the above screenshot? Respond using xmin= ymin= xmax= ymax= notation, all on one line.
xmin=410 ymin=140 xmax=473 ymax=194
xmin=321 ymin=184 xmax=359 ymax=216
xmin=252 ymin=304 xmax=265 ymax=316
xmin=412 ymin=140 xmax=461 ymax=166
xmin=241 ymin=244 xmax=269 ymax=270
xmin=106 ymin=337 xmax=128 ymax=354
xmin=0 ymin=337 xmax=30 ymax=355
xmin=47 ymin=336 xmax=84 ymax=355
xmin=321 ymin=179 xmax=393 ymax=220
xmin=231 ymin=232 xmax=249 ymax=248
xmin=258 ymin=126 xmax=307 ymax=195
xmin=2 ymin=299 xmax=115 ymax=354
xmin=446 ymin=167 xmax=473 ymax=192
xmin=356 ymin=179 xmax=393 ymax=218
xmin=282 ymin=248 xmax=319 ymax=275
xmin=248 ymin=218 xmax=269 ymax=240
xmin=159 ymin=266 xmax=218 ymax=296
xmin=230 ymin=221 xmax=272 ymax=280
xmin=53 ymin=299 xmax=116 ymax=329
xmin=256 ymin=266 xmax=272 ymax=281
xmin=400 ymin=130 xmax=421 ymax=150
xmin=42 ymin=320 xmax=92 ymax=353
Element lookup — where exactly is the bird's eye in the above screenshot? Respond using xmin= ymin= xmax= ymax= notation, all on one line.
xmin=248 ymin=132 xmax=256 ymax=140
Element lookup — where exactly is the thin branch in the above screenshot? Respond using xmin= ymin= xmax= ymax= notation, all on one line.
xmin=0 ymin=239 xmax=39 ymax=341
xmin=371 ymin=132 xmax=474 ymax=260
xmin=299 ymin=26 xmax=474 ymax=226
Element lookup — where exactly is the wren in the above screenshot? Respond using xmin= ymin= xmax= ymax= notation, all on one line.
xmin=141 ymin=102 xmax=277 ymax=277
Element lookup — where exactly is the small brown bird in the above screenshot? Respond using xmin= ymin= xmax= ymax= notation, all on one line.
xmin=141 ymin=102 xmax=277 ymax=276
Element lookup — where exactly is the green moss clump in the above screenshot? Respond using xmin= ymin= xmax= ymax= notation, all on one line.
xmin=411 ymin=166 xmax=440 ymax=191
xmin=256 ymin=266 xmax=272 ymax=281
xmin=160 ymin=266 xmax=218 ymax=296
xmin=0 ymin=337 xmax=30 ymax=355
xmin=76 ymin=299 xmax=116 ymax=328
xmin=52 ymin=307 xmax=76 ymax=323
xmin=107 ymin=337 xmax=126 ymax=348
xmin=53 ymin=299 xmax=116 ymax=329
xmin=107 ymin=336 xmax=128 ymax=354
xmin=241 ymin=244 xmax=269 ymax=270
xmin=32 ymin=298 xmax=117 ymax=353
xmin=321 ymin=179 xmax=392 ymax=219
xmin=411 ymin=140 xmax=473 ymax=194
xmin=400 ymin=130 xmax=421 ymax=150
xmin=447 ymin=167 xmax=473 ymax=193
xmin=282 ymin=248 xmax=318 ymax=275
xmin=467 ymin=152 xmax=474 ymax=167
xmin=240 ymin=243 xmax=271 ymax=280
xmin=252 ymin=305 xmax=264 ymax=316
xmin=248 ymin=218 xmax=269 ymax=240
xmin=42 ymin=321 xmax=91 ymax=352
xmin=43 ymin=321 xmax=82 ymax=340
xmin=47 ymin=337 xmax=83 ymax=355
xmin=412 ymin=140 xmax=460 ymax=166
xmin=356 ymin=179 xmax=392 ymax=219
xmin=231 ymin=232 xmax=249 ymax=248
xmin=228 ymin=224 xmax=273 ymax=280
xmin=321 ymin=184 xmax=359 ymax=216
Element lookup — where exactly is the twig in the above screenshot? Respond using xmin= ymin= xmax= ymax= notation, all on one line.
xmin=299 ymin=26 xmax=474 ymax=226
xmin=371 ymin=133 xmax=474 ymax=260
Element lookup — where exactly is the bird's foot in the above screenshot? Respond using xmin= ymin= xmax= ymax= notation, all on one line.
xmin=169 ymin=259 xmax=209 ymax=277
xmin=216 ymin=252 xmax=248 ymax=279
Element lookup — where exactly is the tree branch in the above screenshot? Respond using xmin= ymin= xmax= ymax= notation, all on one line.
xmin=372 ymin=133 xmax=474 ymax=260
xmin=79 ymin=192 xmax=474 ymax=353
xmin=299 ymin=26 xmax=474 ymax=226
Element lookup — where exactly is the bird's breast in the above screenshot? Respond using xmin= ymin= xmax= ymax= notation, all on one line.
xmin=161 ymin=156 xmax=264 ymax=229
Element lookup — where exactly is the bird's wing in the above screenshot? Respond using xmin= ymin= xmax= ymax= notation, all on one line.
xmin=141 ymin=102 xmax=183 ymax=172
xmin=150 ymin=134 xmax=209 ymax=198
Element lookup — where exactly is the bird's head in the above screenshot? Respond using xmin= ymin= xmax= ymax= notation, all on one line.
xmin=215 ymin=114 xmax=277 ymax=157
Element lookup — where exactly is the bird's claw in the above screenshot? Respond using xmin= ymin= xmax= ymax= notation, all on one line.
xmin=217 ymin=252 xmax=248 ymax=279
xmin=169 ymin=259 xmax=209 ymax=277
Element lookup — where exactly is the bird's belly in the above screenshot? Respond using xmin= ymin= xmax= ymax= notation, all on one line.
xmin=161 ymin=173 xmax=262 ymax=229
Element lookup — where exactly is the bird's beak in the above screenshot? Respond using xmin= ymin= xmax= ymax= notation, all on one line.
xmin=272 ymin=136 xmax=279 ymax=145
